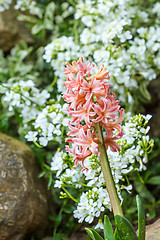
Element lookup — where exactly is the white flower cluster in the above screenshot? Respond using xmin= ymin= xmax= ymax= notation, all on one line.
xmin=43 ymin=36 xmax=80 ymax=92
xmin=2 ymin=80 xmax=70 ymax=146
xmin=52 ymin=151 xmax=83 ymax=189
xmin=3 ymin=79 xmax=50 ymax=114
xmin=14 ymin=0 xmax=42 ymax=16
xmin=0 ymin=0 xmax=12 ymax=12
xmin=73 ymin=187 xmax=111 ymax=224
xmin=25 ymin=103 xmax=69 ymax=146
xmin=76 ymin=0 xmax=129 ymax=45
xmin=121 ymin=113 xmax=153 ymax=171
xmin=0 ymin=0 xmax=41 ymax=16
xmin=43 ymin=0 xmax=160 ymax=103
xmin=51 ymin=113 xmax=153 ymax=226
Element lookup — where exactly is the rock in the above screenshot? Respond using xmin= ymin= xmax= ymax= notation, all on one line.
xmin=0 ymin=133 xmax=49 ymax=240
xmin=0 ymin=4 xmax=33 ymax=51
xmin=146 ymin=76 xmax=160 ymax=138
xmin=146 ymin=219 xmax=160 ymax=240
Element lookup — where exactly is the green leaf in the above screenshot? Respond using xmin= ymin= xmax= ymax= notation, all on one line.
xmin=53 ymin=212 xmax=62 ymax=236
xmin=44 ymin=2 xmax=55 ymax=21
xmin=17 ymin=14 xmax=37 ymax=23
xmin=104 ymin=215 xmax=114 ymax=240
xmin=139 ymin=81 xmax=151 ymax=103
xmin=31 ymin=23 xmax=44 ymax=35
xmin=134 ymin=180 xmax=155 ymax=201
xmin=0 ymin=85 xmax=6 ymax=93
xmin=38 ymin=171 xmax=45 ymax=178
xmin=44 ymin=2 xmax=55 ymax=30
xmin=136 ymin=195 xmax=146 ymax=240
xmin=115 ymin=215 xmax=138 ymax=240
xmin=146 ymin=176 xmax=160 ymax=185
xmin=47 ymin=173 xmax=53 ymax=189
xmin=114 ymin=228 xmax=121 ymax=240
xmin=51 ymin=233 xmax=68 ymax=240
xmin=85 ymin=228 xmax=104 ymax=240
xmin=85 ymin=228 xmax=96 ymax=240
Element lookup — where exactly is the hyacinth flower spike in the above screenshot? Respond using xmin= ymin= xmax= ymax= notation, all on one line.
xmin=63 ymin=57 xmax=124 ymax=216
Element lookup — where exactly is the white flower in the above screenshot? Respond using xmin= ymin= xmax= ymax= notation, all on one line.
xmin=140 ymin=126 xmax=150 ymax=134
xmin=25 ymin=131 xmax=38 ymax=142
xmin=95 ymin=219 xmax=104 ymax=230
xmin=152 ymin=2 xmax=160 ymax=17
xmin=39 ymin=136 xmax=48 ymax=146
xmin=19 ymin=80 xmax=35 ymax=88
xmin=54 ymin=180 xmax=63 ymax=188
xmin=0 ymin=0 xmax=12 ymax=12
xmin=62 ymin=117 xmax=69 ymax=126
xmin=3 ymin=92 xmax=21 ymax=111
xmin=53 ymin=127 xmax=61 ymax=136
xmin=34 ymin=89 xmax=50 ymax=106
xmin=20 ymin=106 xmax=39 ymax=123
xmin=51 ymin=151 xmax=67 ymax=177
xmin=144 ymin=114 xmax=152 ymax=121
xmin=118 ymin=30 xmax=132 ymax=43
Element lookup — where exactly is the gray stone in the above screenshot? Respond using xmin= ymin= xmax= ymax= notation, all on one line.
xmin=147 ymin=76 xmax=160 ymax=138
xmin=0 ymin=133 xmax=48 ymax=240
xmin=0 ymin=5 xmax=33 ymax=51
xmin=146 ymin=219 xmax=160 ymax=240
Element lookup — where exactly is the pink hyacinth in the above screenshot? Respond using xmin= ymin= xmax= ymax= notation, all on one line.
xmin=63 ymin=57 xmax=124 ymax=171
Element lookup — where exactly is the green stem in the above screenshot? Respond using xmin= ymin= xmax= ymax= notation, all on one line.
xmin=74 ymin=19 xmax=79 ymax=45
xmin=62 ymin=186 xmax=78 ymax=203
xmin=94 ymin=122 xmax=123 ymax=216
